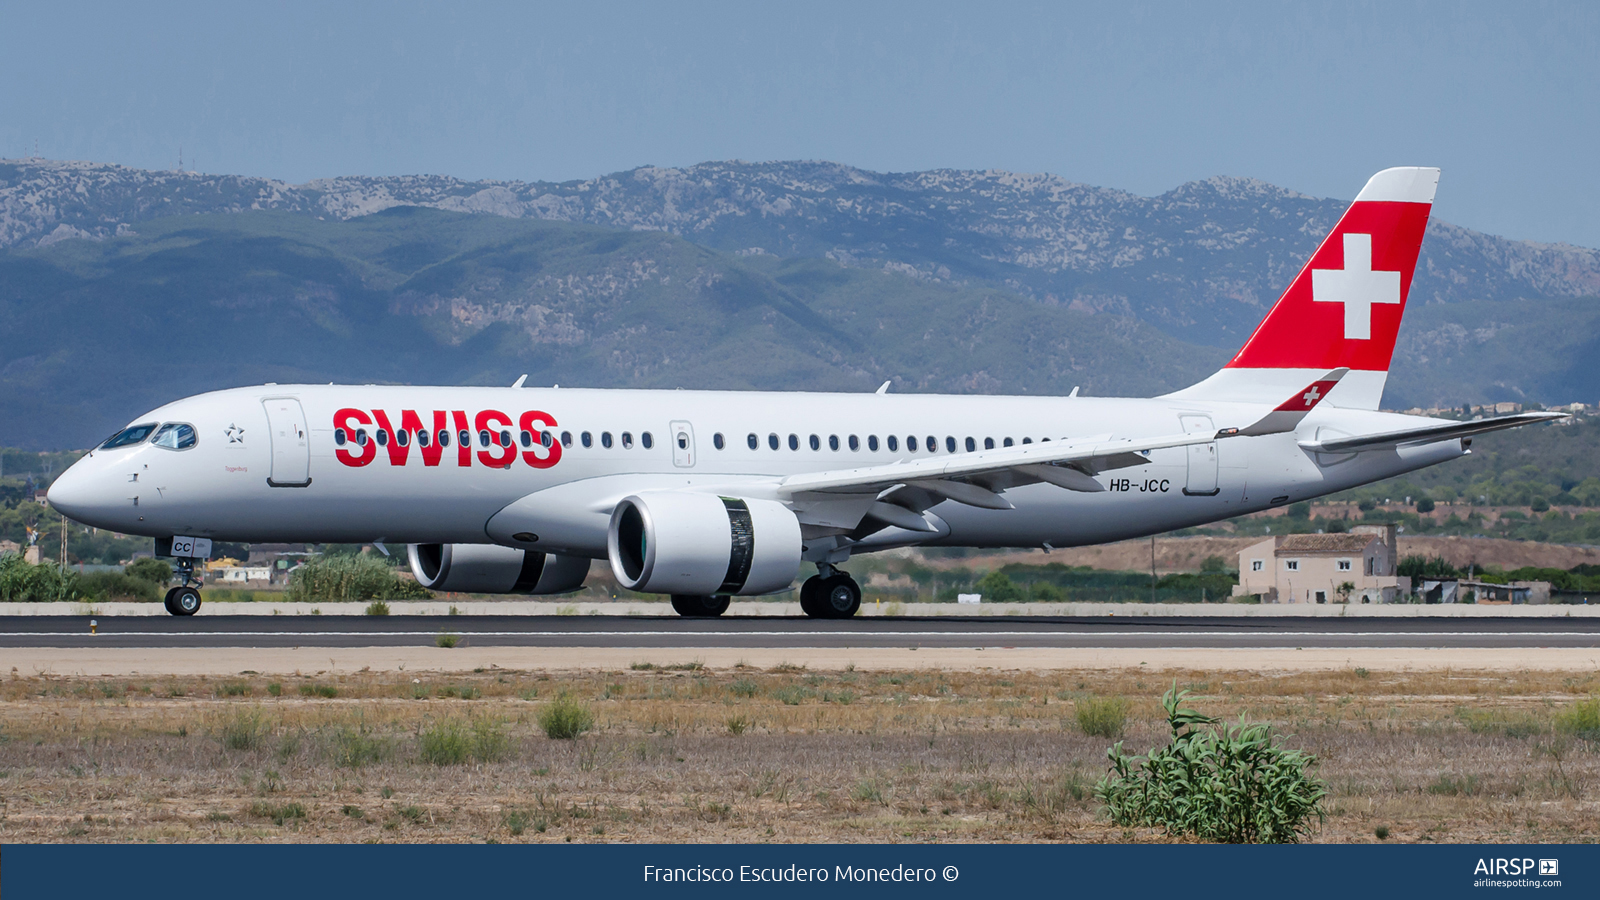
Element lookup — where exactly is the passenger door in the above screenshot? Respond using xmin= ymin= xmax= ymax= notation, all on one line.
xmin=1178 ymin=414 xmax=1219 ymax=496
xmin=263 ymin=398 xmax=312 ymax=487
xmin=670 ymin=420 xmax=696 ymax=468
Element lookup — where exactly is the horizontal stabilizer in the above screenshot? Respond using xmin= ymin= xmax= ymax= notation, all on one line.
xmin=1236 ymin=368 xmax=1348 ymax=436
xmin=1297 ymin=412 xmax=1566 ymax=453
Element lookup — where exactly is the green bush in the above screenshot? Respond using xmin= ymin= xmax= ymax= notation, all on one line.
xmin=0 ymin=555 xmax=80 ymax=602
xmin=1096 ymin=684 xmax=1327 ymax=844
xmin=217 ymin=709 xmax=268 ymax=751
xmin=124 ymin=558 xmax=172 ymax=586
xmin=1554 ymin=697 xmax=1600 ymax=742
xmin=78 ymin=571 xmax=159 ymax=602
xmin=365 ymin=600 xmax=390 ymax=616
xmin=538 ymin=695 xmax=595 ymax=740
xmin=1076 ymin=697 xmax=1130 ymax=738
xmin=331 ymin=728 xmax=391 ymax=768
xmin=286 ymin=553 xmax=431 ymax=604
xmin=974 ymin=569 xmax=1023 ymax=603
xmin=418 ymin=718 xmax=510 ymax=764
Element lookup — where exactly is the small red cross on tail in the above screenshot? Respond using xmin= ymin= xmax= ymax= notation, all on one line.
xmin=1163 ymin=167 xmax=1438 ymax=411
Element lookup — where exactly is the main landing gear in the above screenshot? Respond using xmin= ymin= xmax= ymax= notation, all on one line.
xmin=163 ymin=557 xmax=203 ymax=616
xmin=799 ymin=566 xmax=861 ymax=619
xmin=670 ymin=594 xmax=732 ymax=617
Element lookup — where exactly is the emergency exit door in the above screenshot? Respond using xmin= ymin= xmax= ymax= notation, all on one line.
xmin=1178 ymin=414 xmax=1219 ymax=496
xmin=670 ymin=420 xmax=696 ymax=467
xmin=263 ymin=398 xmax=312 ymax=487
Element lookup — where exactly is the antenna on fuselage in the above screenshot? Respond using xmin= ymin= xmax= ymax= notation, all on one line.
xmin=875 ymin=381 xmax=891 ymax=394
xmin=511 ymin=375 xmax=528 ymax=388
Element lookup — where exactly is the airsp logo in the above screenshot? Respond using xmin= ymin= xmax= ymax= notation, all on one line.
xmin=1540 ymin=859 xmax=1559 ymax=876
xmin=1311 ymin=232 xmax=1401 ymax=340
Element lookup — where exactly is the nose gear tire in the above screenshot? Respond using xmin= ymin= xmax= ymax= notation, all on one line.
xmin=164 ymin=586 xmax=202 ymax=616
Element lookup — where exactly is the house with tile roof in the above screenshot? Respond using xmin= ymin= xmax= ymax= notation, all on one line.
xmin=1233 ymin=524 xmax=1411 ymax=603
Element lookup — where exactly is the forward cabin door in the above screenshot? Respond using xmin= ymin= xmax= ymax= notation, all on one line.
xmin=263 ymin=398 xmax=312 ymax=487
xmin=1179 ymin=414 xmax=1219 ymax=496
xmin=670 ymin=420 xmax=696 ymax=468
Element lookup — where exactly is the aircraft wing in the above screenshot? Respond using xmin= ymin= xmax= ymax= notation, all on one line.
xmin=1297 ymin=411 xmax=1566 ymax=454
xmin=777 ymin=429 xmax=1220 ymax=503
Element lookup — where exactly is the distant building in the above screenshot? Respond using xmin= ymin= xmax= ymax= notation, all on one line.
xmin=1234 ymin=524 xmax=1410 ymax=603
xmin=219 ymin=566 xmax=273 ymax=584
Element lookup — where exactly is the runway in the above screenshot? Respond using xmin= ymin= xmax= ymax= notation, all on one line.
xmin=4 ymin=615 xmax=1599 ymax=649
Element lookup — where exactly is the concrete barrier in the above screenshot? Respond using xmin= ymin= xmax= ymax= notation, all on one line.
xmin=2 ymin=600 xmax=1597 ymax=617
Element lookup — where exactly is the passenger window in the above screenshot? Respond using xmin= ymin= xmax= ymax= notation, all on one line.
xmin=478 ymin=430 xmax=491 ymax=447
xmin=520 ymin=430 xmax=533 ymax=448
xmin=961 ymin=437 xmax=971 ymax=453
xmin=1022 ymin=437 xmax=1032 ymax=444
xmin=983 ymin=437 xmax=994 ymax=450
xmin=560 ymin=431 xmax=572 ymax=447
xmin=457 ymin=430 xmax=470 ymax=447
xmin=887 ymin=435 xmax=897 ymax=452
xmin=641 ymin=432 xmax=653 ymax=449
xmin=788 ymin=434 xmax=799 ymax=451
xmin=601 ymin=431 xmax=613 ymax=448
xmin=809 ymin=434 xmax=820 ymax=451
xmin=334 ymin=428 xmax=347 ymax=446
xmin=907 ymin=436 xmax=918 ymax=451
xmin=397 ymin=430 xmax=410 ymax=447
xmin=829 ymin=435 xmax=840 ymax=451
xmin=867 ymin=435 xmax=878 ymax=451
xmin=541 ymin=431 xmax=554 ymax=448
xmin=848 ymin=435 xmax=859 ymax=451
xmin=101 ymin=423 xmax=158 ymax=449
xmin=418 ymin=430 xmax=430 ymax=448
xmin=748 ymin=433 xmax=759 ymax=450
xmin=357 ymin=429 xmax=369 ymax=446
xmin=713 ymin=433 xmax=725 ymax=450
xmin=768 ymin=433 xmax=779 ymax=450
xmin=376 ymin=429 xmax=389 ymax=446
xmin=1003 ymin=437 xmax=1013 ymax=447
xmin=928 ymin=435 xmax=938 ymax=453
xmin=622 ymin=432 xmax=634 ymax=449
xmin=582 ymin=431 xmax=593 ymax=448
xmin=438 ymin=430 xmax=450 ymax=447
xmin=500 ymin=430 xmax=512 ymax=447
xmin=151 ymin=423 xmax=198 ymax=450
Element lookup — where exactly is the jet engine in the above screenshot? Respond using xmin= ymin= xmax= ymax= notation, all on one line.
xmin=607 ymin=492 xmax=801 ymax=595
xmin=407 ymin=543 xmax=590 ymax=594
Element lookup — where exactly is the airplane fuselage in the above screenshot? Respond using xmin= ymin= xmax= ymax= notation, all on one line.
xmin=49 ymin=383 xmax=1465 ymax=560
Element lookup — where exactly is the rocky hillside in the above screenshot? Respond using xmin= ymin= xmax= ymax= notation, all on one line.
xmin=4 ymin=159 xmax=1596 ymax=352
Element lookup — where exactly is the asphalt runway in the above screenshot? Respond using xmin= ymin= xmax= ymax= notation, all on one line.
xmin=2 ymin=615 xmax=1598 ymax=650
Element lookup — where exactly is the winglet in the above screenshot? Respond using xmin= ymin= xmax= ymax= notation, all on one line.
xmin=511 ymin=374 xmax=528 ymax=388
xmin=1234 ymin=368 xmax=1349 ymax=436
xmin=876 ymin=381 xmax=891 ymax=395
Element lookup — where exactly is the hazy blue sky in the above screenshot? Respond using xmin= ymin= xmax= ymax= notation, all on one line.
xmin=3 ymin=1 xmax=1595 ymax=246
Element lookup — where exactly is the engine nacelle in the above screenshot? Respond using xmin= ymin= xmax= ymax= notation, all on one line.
xmin=607 ymin=492 xmax=801 ymax=595
xmin=407 ymin=543 xmax=589 ymax=594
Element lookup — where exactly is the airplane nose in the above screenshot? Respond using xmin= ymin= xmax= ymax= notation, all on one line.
xmin=45 ymin=461 xmax=94 ymax=520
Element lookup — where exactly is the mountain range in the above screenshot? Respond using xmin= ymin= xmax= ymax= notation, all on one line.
xmin=1 ymin=158 xmax=1596 ymax=449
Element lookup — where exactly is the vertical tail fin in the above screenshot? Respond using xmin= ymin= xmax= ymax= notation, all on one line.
xmin=1167 ymin=167 xmax=1439 ymax=409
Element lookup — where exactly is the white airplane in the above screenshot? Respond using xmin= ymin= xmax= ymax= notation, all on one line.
xmin=47 ymin=167 xmax=1560 ymax=617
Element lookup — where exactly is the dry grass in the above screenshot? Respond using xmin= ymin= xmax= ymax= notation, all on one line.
xmin=0 ymin=666 xmax=1597 ymax=843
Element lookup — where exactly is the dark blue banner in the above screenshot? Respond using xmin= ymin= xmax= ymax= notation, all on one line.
xmin=3 ymin=843 xmax=1593 ymax=899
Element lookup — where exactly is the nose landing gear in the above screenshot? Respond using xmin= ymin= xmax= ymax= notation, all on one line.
xmin=163 ymin=558 xmax=203 ymax=616
xmin=799 ymin=565 xmax=861 ymax=619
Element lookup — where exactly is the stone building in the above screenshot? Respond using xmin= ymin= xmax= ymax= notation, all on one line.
xmin=1233 ymin=524 xmax=1410 ymax=603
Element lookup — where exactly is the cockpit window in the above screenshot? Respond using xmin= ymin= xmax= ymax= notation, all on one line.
xmin=150 ymin=423 xmax=198 ymax=450
xmin=101 ymin=423 xmax=158 ymax=449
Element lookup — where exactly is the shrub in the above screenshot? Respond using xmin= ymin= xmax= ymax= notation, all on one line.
xmin=331 ymin=728 xmax=391 ymax=768
xmin=286 ymin=553 xmax=430 ymax=604
xmin=974 ymin=569 xmax=1023 ymax=603
xmin=249 ymin=801 xmax=306 ymax=825
xmin=435 ymin=633 xmax=460 ymax=648
xmin=1554 ymin=697 xmax=1600 ymax=742
xmin=1075 ymin=697 xmax=1129 ymax=739
xmin=299 ymin=684 xmax=338 ymax=699
xmin=365 ymin=600 xmax=390 ymax=616
xmin=79 ymin=571 xmax=159 ymax=602
xmin=0 ymin=555 xmax=80 ymax=602
xmin=124 ymin=558 xmax=172 ymax=586
xmin=417 ymin=718 xmax=508 ymax=765
xmin=1415 ymin=497 xmax=1436 ymax=513
xmin=217 ymin=709 xmax=267 ymax=751
xmin=1096 ymin=684 xmax=1327 ymax=844
xmin=538 ymin=695 xmax=595 ymax=740
xmin=726 ymin=715 xmax=752 ymax=736
xmin=728 ymin=678 xmax=760 ymax=698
